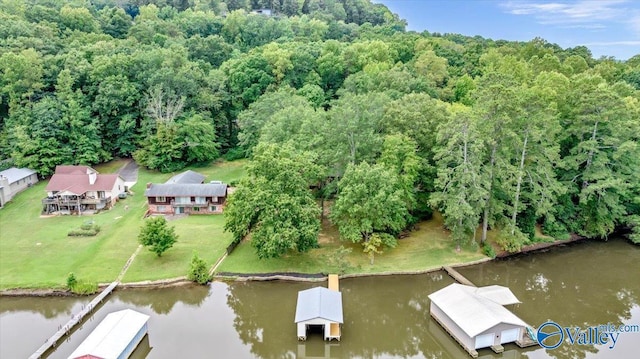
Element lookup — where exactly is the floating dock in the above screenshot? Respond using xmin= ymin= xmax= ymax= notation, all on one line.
xmin=295 ymin=274 xmax=343 ymax=341
xmin=429 ymin=283 xmax=539 ymax=357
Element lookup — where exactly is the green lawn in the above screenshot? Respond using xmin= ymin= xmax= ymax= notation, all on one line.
xmin=122 ymin=215 xmax=233 ymax=282
xmin=0 ymin=160 xmax=244 ymax=289
xmin=217 ymin=212 xmax=487 ymax=275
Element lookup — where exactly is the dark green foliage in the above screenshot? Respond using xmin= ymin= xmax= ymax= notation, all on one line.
xmin=224 ymin=143 xmax=321 ymax=258
xmin=482 ymin=243 xmax=496 ymax=258
xmin=542 ymin=219 xmax=571 ymax=241
xmin=70 ymin=281 xmax=98 ymax=295
xmin=516 ymin=206 xmax=537 ymax=240
xmin=187 ymin=252 xmax=210 ymax=285
xmin=66 ymin=272 xmax=77 ymax=289
xmin=138 ymin=216 xmax=178 ymax=257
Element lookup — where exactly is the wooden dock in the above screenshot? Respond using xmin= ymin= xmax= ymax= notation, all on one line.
xmin=28 ymin=281 xmax=118 ymax=359
xmin=442 ymin=266 xmax=475 ymax=287
xmin=327 ymin=274 xmax=341 ymax=341
xmin=328 ymin=274 xmax=339 ymax=291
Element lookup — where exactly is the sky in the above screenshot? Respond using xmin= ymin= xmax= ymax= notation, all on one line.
xmin=374 ymin=0 xmax=640 ymax=60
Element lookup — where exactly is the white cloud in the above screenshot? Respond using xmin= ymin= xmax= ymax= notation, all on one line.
xmin=580 ymin=40 xmax=640 ymax=46
xmin=501 ymin=0 xmax=631 ymax=26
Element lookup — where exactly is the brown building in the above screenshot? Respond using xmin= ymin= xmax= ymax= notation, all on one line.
xmin=144 ymin=170 xmax=228 ymax=215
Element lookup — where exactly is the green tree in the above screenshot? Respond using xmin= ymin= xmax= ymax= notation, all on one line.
xmin=431 ymin=104 xmax=487 ymax=246
xmin=138 ymin=216 xmax=178 ymax=257
xmin=330 ymin=161 xmax=407 ymax=244
xmin=187 ymin=252 xmax=210 ymax=284
xmin=224 ymin=143 xmax=321 ymax=258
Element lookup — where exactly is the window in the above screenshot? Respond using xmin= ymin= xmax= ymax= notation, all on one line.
xmin=175 ymin=197 xmax=190 ymax=204
xmin=98 ymin=191 xmax=105 ymax=198
xmin=210 ymin=206 xmax=217 ymax=212
xmin=156 ymin=196 xmax=166 ymax=202
xmin=157 ymin=206 xmax=166 ymax=212
xmin=195 ymin=196 xmax=206 ymax=204
xmin=193 ymin=207 xmax=200 ymax=212
xmin=211 ymin=196 xmax=218 ymax=203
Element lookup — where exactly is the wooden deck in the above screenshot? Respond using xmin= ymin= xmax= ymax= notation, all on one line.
xmin=328 ymin=274 xmax=339 ymax=291
xmin=442 ymin=266 xmax=475 ymax=287
xmin=328 ymin=323 xmax=341 ymax=341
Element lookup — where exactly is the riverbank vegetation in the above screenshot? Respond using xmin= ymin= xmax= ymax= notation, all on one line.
xmin=0 ymin=1 xmax=638 ymax=288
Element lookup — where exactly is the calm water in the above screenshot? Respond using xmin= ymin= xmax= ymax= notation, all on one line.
xmin=1 ymin=238 xmax=638 ymax=359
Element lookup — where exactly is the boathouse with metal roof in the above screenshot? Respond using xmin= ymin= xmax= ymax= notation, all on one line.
xmin=428 ymin=283 xmax=529 ymax=357
xmin=68 ymin=309 xmax=150 ymax=359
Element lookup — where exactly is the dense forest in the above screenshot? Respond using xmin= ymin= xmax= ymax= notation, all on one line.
xmin=1 ymin=0 xmax=639 ymax=257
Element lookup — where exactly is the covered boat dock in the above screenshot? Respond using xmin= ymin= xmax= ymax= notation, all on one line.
xmin=429 ymin=283 xmax=537 ymax=357
xmin=67 ymin=309 xmax=150 ymax=359
xmin=295 ymin=275 xmax=343 ymax=341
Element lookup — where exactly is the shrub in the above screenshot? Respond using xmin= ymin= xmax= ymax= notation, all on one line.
xmin=482 ymin=243 xmax=496 ymax=258
xmin=187 ymin=253 xmax=210 ymax=285
xmin=542 ymin=219 xmax=571 ymax=241
xmin=71 ymin=281 xmax=98 ymax=295
xmin=69 ymin=224 xmax=101 ymax=236
xmin=66 ymin=272 xmax=77 ymax=289
xmin=496 ymin=228 xmax=527 ymax=253
xmin=222 ymin=148 xmax=245 ymax=161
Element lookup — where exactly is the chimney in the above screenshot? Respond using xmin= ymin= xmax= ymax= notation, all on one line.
xmin=88 ymin=171 xmax=97 ymax=185
xmin=147 ymin=183 xmax=152 ymax=189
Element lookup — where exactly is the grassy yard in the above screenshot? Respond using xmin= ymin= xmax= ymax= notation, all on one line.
xmin=0 ymin=160 xmax=244 ymax=289
xmin=217 ymin=212 xmax=487 ymax=275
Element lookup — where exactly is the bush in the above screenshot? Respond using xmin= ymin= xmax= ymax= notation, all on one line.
xmin=482 ymin=243 xmax=496 ymax=258
xmin=496 ymin=228 xmax=527 ymax=253
xmin=71 ymin=281 xmax=98 ymax=295
xmin=187 ymin=253 xmax=210 ymax=285
xmin=66 ymin=272 xmax=77 ymax=289
xmin=222 ymin=148 xmax=245 ymax=161
xmin=542 ymin=219 xmax=571 ymax=241
xmin=69 ymin=224 xmax=100 ymax=236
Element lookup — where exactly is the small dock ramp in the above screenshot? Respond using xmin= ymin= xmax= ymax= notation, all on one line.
xmin=443 ymin=266 xmax=475 ymax=287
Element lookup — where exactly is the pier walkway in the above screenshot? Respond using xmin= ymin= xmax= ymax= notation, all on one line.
xmin=442 ymin=266 xmax=475 ymax=287
xmin=29 ymin=281 xmax=118 ymax=359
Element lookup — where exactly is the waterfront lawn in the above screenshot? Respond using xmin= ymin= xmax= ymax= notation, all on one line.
xmin=0 ymin=160 xmax=245 ymax=289
xmin=217 ymin=212 xmax=486 ymax=275
xmin=122 ymin=214 xmax=233 ymax=282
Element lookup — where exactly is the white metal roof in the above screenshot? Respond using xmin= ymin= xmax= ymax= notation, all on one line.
xmin=294 ymin=287 xmax=343 ymax=323
xmin=0 ymin=167 xmax=36 ymax=184
xmin=428 ymin=284 xmax=527 ymax=337
xmin=68 ymin=309 xmax=149 ymax=359
xmin=474 ymin=285 xmax=521 ymax=305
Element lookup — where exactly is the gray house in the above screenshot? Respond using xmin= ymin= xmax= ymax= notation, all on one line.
xmin=429 ymin=284 xmax=528 ymax=357
xmin=145 ymin=170 xmax=228 ymax=215
xmin=0 ymin=167 xmax=38 ymax=208
xmin=295 ymin=287 xmax=343 ymax=341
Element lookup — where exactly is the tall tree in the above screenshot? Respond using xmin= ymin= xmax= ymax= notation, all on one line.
xmin=224 ymin=143 xmax=322 ymax=258
xmin=431 ymin=104 xmax=487 ymax=246
xmin=330 ymin=161 xmax=407 ymax=244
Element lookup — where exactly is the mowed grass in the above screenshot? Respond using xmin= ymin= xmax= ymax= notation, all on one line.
xmin=0 ymin=160 xmax=245 ymax=289
xmin=217 ymin=212 xmax=486 ymax=275
xmin=122 ymin=215 xmax=233 ymax=282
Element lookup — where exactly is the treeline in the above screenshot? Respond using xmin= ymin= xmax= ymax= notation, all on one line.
xmin=1 ymin=1 xmax=639 ymax=255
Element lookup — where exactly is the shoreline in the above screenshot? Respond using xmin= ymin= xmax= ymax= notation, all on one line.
xmin=0 ymin=236 xmax=601 ymax=297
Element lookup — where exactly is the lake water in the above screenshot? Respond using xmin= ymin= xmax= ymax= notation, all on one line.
xmin=1 ymin=238 xmax=638 ymax=358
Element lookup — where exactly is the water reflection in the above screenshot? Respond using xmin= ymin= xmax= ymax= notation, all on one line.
xmin=457 ymin=238 xmax=640 ymax=359
xmin=0 ymin=238 xmax=638 ymax=359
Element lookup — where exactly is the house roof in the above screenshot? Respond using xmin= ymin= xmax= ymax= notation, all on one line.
xmin=46 ymin=174 xmax=122 ymax=194
xmin=144 ymin=183 xmax=227 ymax=197
xmin=428 ymin=283 xmax=527 ymax=338
xmin=165 ymin=170 xmax=205 ymax=184
xmin=295 ymin=287 xmax=343 ymax=324
xmin=68 ymin=309 xmax=149 ymax=359
xmin=55 ymin=165 xmax=94 ymax=175
xmin=0 ymin=167 xmax=36 ymax=184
